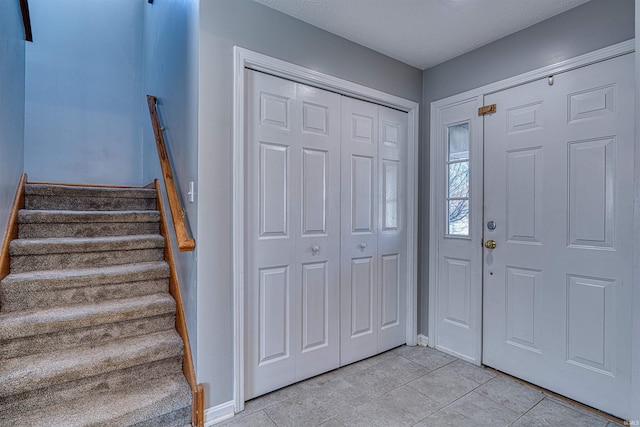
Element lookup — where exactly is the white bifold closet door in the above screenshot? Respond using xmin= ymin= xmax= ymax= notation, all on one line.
xmin=340 ymin=97 xmax=407 ymax=365
xmin=246 ymin=70 xmax=408 ymax=399
xmin=245 ymin=71 xmax=341 ymax=399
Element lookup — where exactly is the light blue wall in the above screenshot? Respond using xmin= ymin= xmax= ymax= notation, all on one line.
xmin=0 ymin=0 xmax=26 ymax=240
xmin=418 ymin=0 xmax=635 ymax=335
xmin=142 ymin=0 xmax=199 ymax=370
xmin=198 ymin=0 xmax=422 ymax=408
xmin=24 ymin=0 xmax=144 ymax=186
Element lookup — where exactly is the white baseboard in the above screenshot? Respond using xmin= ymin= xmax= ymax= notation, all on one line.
xmin=204 ymin=400 xmax=235 ymax=426
xmin=417 ymin=334 xmax=429 ymax=347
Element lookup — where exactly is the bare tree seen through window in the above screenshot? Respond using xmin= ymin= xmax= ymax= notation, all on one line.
xmin=447 ymin=123 xmax=470 ymax=235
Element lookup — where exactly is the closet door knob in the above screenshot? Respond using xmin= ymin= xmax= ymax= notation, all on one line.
xmin=311 ymin=245 xmax=320 ymax=254
xmin=358 ymin=242 xmax=367 ymax=251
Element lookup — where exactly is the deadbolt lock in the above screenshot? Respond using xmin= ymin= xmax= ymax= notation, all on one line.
xmin=484 ymin=239 xmax=497 ymax=249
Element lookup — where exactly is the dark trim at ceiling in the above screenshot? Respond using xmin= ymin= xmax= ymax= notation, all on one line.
xmin=19 ymin=0 xmax=32 ymax=42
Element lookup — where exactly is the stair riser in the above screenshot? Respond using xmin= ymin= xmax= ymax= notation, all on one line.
xmin=1 ymin=314 xmax=175 ymax=359
xmin=1 ymin=278 xmax=169 ymax=312
xmin=19 ymin=222 xmax=160 ymax=239
xmin=10 ymin=248 xmax=165 ymax=273
xmin=25 ymin=195 xmax=156 ymax=211
xmin=0 ymin=357 xmax=183 ymax=418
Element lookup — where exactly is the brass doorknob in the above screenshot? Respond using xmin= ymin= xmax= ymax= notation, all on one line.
xmin=484 ymin=239 xmax=496 ymax=249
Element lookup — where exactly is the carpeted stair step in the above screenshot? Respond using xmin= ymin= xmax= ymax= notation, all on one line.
xmin=0 ymin=261 xmax=170 ymax=312
xmin=0 ymin=356 xmax=183 ymax=419
xmin=0 ymin=293 xmax=176 ymax=359
xmin=0 ymin=373 xmax=192 ymax=427
xmin=25 ymin=184 xmax=157 ymax=211
xmin=0 ymin=329 xmax=184 ymax=401
xmin=18 ymin=209 xmax=161 ymax=238
xmin=10 ymin=234 xmax=165 ymax=273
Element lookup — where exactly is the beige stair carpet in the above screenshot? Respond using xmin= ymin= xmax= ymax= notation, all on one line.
xmin=0 ymin=183 xmax=192 ymax=427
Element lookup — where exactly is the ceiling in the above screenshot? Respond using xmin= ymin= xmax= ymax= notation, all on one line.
xmin=252 ymin=0 xmax=592 ymax=70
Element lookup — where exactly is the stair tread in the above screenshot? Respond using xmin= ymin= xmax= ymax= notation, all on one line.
xmin=0 ymin=373 xmax=191 ymax=427
xmin=19 ymin=209 xmax=160 ymax=223
xmin=10 ymin=234 xmax=165 ymax=255
xmin=2 ymin=261 xmax=169 ymax=285
xmin=25 ymin=183 xmax=157 ymax=199
xmin=0 ymin=293 xmax=175 ymax=340
xmin=0 ymin=329 xmax=183 ymax=397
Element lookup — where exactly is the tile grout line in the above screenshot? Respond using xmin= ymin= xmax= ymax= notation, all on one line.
xmin=507 ymin=396 xmax=548 ymax=426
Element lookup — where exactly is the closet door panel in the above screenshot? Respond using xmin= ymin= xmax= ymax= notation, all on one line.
xmin=378 ymin=106 xmax=408 ymax=351
xmin=246 ymin=71 xmax=299 ymax=399
xmin=295 ymin=84 xmax=341 ymax=380
xmin=340 ymin=97 xmax=379 ymax=365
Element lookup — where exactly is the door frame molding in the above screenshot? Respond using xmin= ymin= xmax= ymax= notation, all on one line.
xmin=232 ymin=47 xmax=420 ymax=413
xmin=428 ymin=39 xmax=635 ymax=364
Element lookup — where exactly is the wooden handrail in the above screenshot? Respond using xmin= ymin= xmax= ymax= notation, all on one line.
xmin=153 ymin=180 xmax=204 ymax=427
xmin=146 ymin=95 xmax=195 ymax=252
xmin=19 ymin=0 xmax=32 ymax=42
xmin=0 ymin=173 xmax=27 ymax=283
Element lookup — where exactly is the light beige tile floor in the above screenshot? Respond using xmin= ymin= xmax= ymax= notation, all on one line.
xmin=219 ymin=345 xmax=624 ymax=427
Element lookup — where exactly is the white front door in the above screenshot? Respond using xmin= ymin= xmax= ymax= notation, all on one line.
xmin=482 ymin=53 xmax=634 ymax=419
xmin=245 ymin=70 xmax=341 ymax=399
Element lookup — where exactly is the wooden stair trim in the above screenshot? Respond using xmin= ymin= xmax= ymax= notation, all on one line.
xmin=146 ymin=95 xmax=195 ymax=252
xmin=1 ymin=173 xmax=27 ymax=283
xmin=19 ymin=0 xmax=32 ymax=42
xmin=153 ymin=179 xmax=204 ymax=427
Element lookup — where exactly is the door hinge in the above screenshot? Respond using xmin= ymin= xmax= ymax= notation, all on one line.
xmin=478 ymin=104 xmax=497 ymax=116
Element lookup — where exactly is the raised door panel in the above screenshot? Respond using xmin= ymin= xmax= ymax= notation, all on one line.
xmin=301 ymin=262 xmax=329 ymax=351
xmin=568 ymin=138 xmax=615 ymax=249
xmin=260 ymin=143 xmax=289 ymax=238
xmin=351 ymin=155 xmax=375 ymax=233
xmin=258 ymin=266 xmax=291 ymax=365
xmin=505 ymin=148 xmax=543 ymax=244
xmin=380 ymin=254 xmax=400 ymax=329
xmin=350 ymin=257 xmax=375 ymax=338
xmin=301 ymin=148 xmax=328 ymax=236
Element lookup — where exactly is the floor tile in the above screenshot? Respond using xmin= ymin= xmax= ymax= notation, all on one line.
xmin=342 ymin=353 xmax=429 ymax=399
xmin=511 ymin=398 xmax=609 ymax=427
xmin=234 ymin=346 xmax=621 ymax=427
xmin=241 ymin=383 xmax=305 ymax=416
xmin=414 ymin=391 xmax=520 ymax=427
xmin=218 ymin=410 xmax=276 ymax=427
xmin=321 ymin=385 xmax=442 ymax=427
xmin=446 ymin=359 xmax=496 ymax=385
xmin=407 ymin=359 xmax=491 ymax=406
xmin=391 ymin=345 xmax=456 ymax=371
xmin=263 ymin=379 xmax=366 ymax=426
xmin=474 ymin=375 xmax=544 ymax=414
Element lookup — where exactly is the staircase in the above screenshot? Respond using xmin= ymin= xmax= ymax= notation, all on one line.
xmin=0 ymin=183 xmax=193 ymax=426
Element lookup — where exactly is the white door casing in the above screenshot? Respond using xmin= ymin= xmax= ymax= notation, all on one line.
xmin=245 ymin=71 xmax=341 ymax=399
xmin=234 ymin=47 xmax=419 ymax=413
xmin=482 ymin=53 xmax=634 ymax=419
